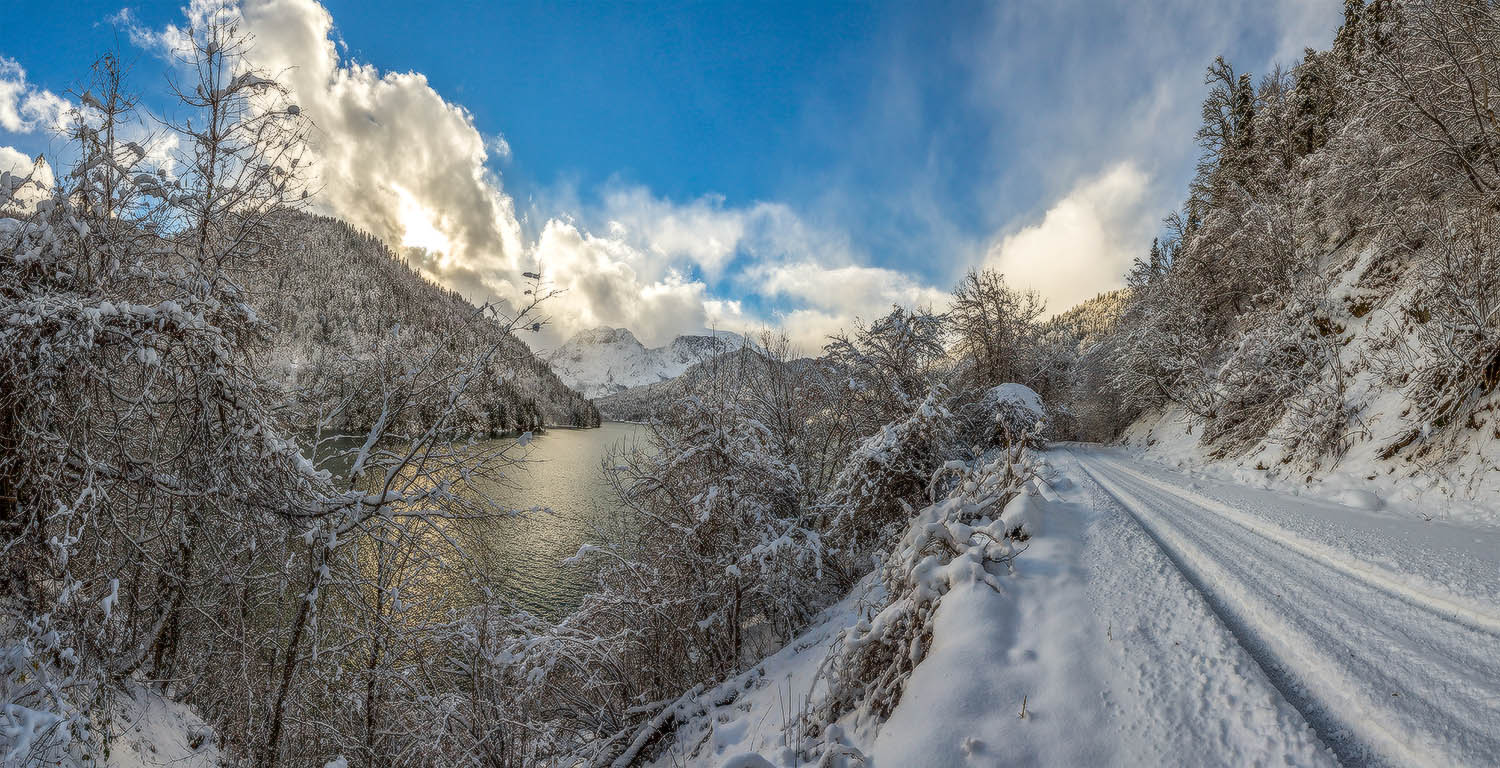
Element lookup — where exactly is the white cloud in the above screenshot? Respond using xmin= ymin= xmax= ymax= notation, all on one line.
xmin=530 ymin=218 xmax=750 ymax=346
xmin=0 ymin=145 xmax=46 ymax=180
xmin=597 ymin=187 xmax=749 ymax=280
xmin=744 ymin=260 xmax=950 ymax=350
xmin=487 ymin=134 xmax=512 ymax=162
xmin=983 ymin=163 xmax=1151 ymax=314
xmin=0 ymin=57 xmax=70 ymax=134
xmin=236 ymin=0 xmax=525 ymax=289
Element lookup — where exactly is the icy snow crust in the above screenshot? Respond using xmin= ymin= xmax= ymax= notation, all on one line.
xmin=104 ymin=684 xmax=221 ymax=768
xmin=1070 ymin=447 xmax=1500 ymax=766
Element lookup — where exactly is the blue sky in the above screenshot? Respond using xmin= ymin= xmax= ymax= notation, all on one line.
xmin=0 ymin=0 xmax=1342 ymax=348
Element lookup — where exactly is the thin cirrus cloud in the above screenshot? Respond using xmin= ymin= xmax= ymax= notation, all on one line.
xmin=8 ymin=0 xmax=1343 ymax=351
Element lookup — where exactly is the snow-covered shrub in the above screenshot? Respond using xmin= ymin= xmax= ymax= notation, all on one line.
xmin=0 ymin=44 xmax=325 ymax=761
xmin=1204 ymin=284 xmax=1345 ymax=454
xmin=799 ymin=427 xmax=1037 ymax=756
xmin=824 ymin=305 xmax=950 ymax=436
xmin=484 ymin=364 xmax=829 ymax=764
xmin=816 ymin=391 xmax=957 ymax=585
xmin=0 ymin=612 xmax=93 ymax=765
xmin=1 ymin=31 xmax=557 ymax=767
xmin=1386 ymin=213 xmax=1500 ymax=451
xmin=954 ymin=382 xmax=1050 ymax=453
xmin=1279 ymin=367 xmax=1363 ymax=469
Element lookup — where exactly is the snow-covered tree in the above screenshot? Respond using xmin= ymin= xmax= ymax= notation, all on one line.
xmin=824 ymin=305 xmax=950 ymax=435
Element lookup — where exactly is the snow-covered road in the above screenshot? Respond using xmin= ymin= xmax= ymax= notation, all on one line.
xmin=1066 ymin=447 xmax=1500 ymax=767
xmin=658 ymin=446 xmax=1500 ymax=767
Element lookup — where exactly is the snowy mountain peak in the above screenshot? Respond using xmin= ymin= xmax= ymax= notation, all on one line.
xmin=569 ymin=326 xmax=642 ymax=347
xmin=545 ymin=326 xmax=749 ymax=399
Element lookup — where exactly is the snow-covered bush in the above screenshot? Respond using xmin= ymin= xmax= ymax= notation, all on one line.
xmin=1 ymin=28 xmax=559 ymax=767
xmin=0 ymin=41 xmax=323 ymax=762
xmin=1386 ymin=212 xmax=1500 ymax=452
xmin=816 ymin=391 xmax=957 ymax=586
xmin=952 ymin=383 xmax=1049 ymax=453
xmin=799 ymin=424 xmax=1037 ymax=757
xmin=824 ymin=305 xmax=950 ymax=436
xmin=1204 ymin=285 xmax=1342 ymax=453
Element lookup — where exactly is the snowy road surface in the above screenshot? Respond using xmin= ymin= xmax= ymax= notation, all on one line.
xmin=659 ymin=446 xmax=1500 ymax=767
xmin=1067 ymin=447 xmax=1500 ymax=767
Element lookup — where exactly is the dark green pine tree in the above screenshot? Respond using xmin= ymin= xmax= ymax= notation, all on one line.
xmin=1334 ymin=0 xmax=1365 ymax=69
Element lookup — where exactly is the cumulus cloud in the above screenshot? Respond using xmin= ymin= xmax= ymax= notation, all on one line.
xmin=0 ymin=57 xmax=70 ymax=134
xmin=743 ymin=260 xmax=951 ymax=350
xmin=113 ymin=0 xmax=920 ymax=350
xmin=529 ymin=218 xmax=754 ymax=345
xmin=983 ymin=163 xmax=1152 ymax=314
xmin=237 ymin=0 xmax=525 ymax=286
xmin=596 ymin=188 xmax=750 ymax=280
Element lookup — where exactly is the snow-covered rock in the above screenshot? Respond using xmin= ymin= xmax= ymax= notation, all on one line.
xmin=544 ymin=326 xmax=750 ymax=399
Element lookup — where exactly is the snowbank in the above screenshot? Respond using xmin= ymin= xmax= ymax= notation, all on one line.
xmin=999 ymin=487 xmax=1046 ymax=538
xmin=105 ymin=684 xmax=221 ymax=768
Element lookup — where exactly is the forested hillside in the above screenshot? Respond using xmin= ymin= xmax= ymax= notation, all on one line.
xmin=1033 ymin=1 xmax=1500 ymax=506
xmin=256 ymin=213 xmax=598 ymax=435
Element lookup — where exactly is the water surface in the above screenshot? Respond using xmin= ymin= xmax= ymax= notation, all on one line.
xmin=477 ymin=421 xmax=644 ymax=619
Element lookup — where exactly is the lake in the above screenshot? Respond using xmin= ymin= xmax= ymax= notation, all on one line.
xmin=477 ymin=421 xmax=644 ymax=619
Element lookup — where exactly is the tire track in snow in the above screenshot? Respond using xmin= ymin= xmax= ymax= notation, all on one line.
xmin=1069 ymin=449 xmax=1500 ymax=768
xmin=1091 ymin=455 xmax=1500 ymax=637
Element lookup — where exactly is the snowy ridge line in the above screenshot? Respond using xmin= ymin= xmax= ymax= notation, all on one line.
xmin=1092 ymin=455 xmax=1500 ymax=638
xmin=1067 ymin=453 xmax=1424 ymax=767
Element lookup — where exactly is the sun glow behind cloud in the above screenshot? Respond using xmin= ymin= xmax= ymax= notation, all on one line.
xmin=394 ymin=185 xmax=453 ymax=256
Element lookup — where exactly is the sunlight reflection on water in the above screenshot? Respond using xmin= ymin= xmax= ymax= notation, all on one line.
xmin=475 ymin=421 xmax=643 ymax=620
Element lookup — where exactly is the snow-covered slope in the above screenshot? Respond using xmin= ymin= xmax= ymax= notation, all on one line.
xmin=545 ymin=327 xmax=749 ymax=399
xmin=256 ymin=213 xmax=600 ymax=431
xmin=1112 ymin=238 xmax=1500 ymax=525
